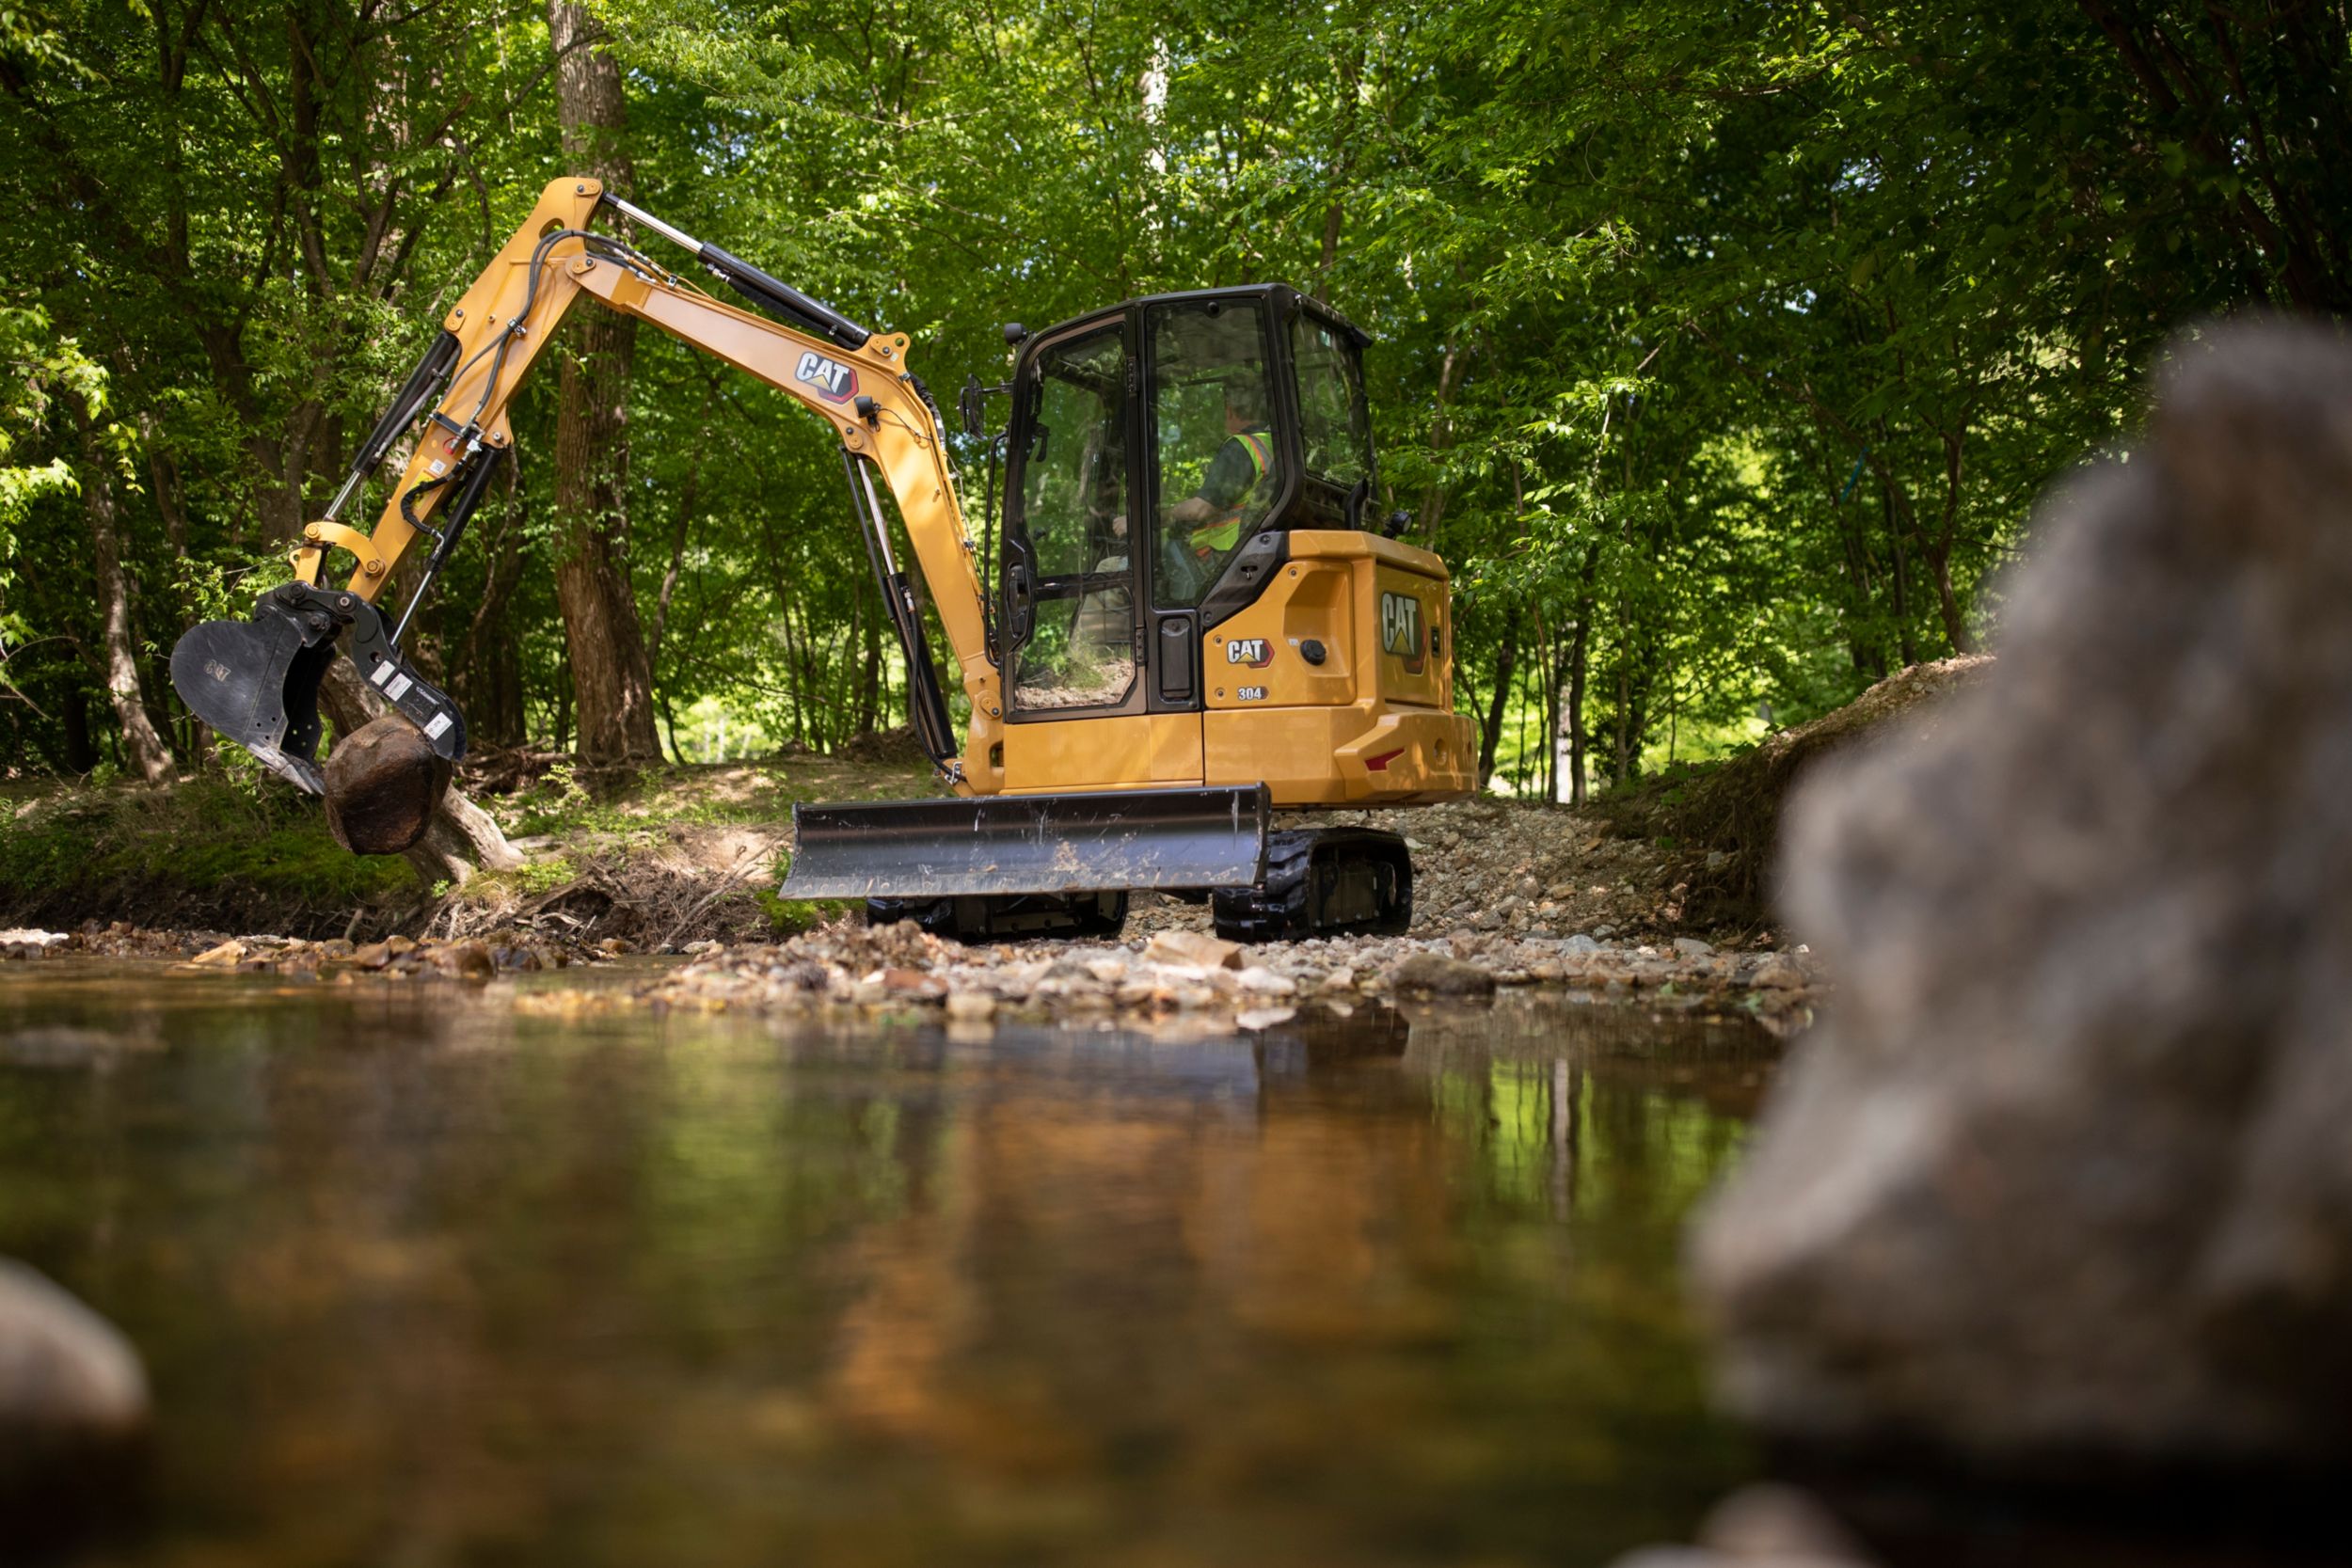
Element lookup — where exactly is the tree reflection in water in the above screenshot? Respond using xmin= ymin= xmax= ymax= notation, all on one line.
xmin=0 ymin=970 xmax=1777 ymax=1567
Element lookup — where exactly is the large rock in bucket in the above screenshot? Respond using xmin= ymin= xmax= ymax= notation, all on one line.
xmin=324 ymin=712 xmax=453 ymax=854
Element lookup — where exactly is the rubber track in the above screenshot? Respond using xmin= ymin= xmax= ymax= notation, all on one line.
xmin=1209 ymin=830 xmax=1320 ymax=942
xmin=1211 ymin=828 xmax=1411 ymax=942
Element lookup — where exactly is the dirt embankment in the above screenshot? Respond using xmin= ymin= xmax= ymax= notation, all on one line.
xmin=1598 ymin=657 xmax=1995 ymax=929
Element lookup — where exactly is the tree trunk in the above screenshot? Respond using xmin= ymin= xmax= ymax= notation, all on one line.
xmin=61 ymin=687 xmax=97 ymax=774
xmin=66 ymin=391 xmax=172 ymax=782
xmin=1882 ymin=476 xmax=1919 ymax=666
xmin=545 ymin=0 xmax=661 ymax=765
xmin=1565 ymin=544 xmax=1598 ymax=808
xmin=1550 ymin=637 xmax=1573 ymax=805
xmin=1930 ymin=429 xmax=1978 ymax=654
xmin=1534 ymin=610 xmax=1559 ymax=806
xmin=1476 ymin=611 xmax=1518 ymax=789
xmin=646 ymin=450 xmax=698 ymax=674
xmin=855 ymin=600 xmax=882 ymax=737
xmin=1926 ymin=545 xmax=1975 ymax=656
xmin=462 ymin=491 xmax=531 ymax=749
xmin=1416 ymin=332 xmax=1467 ymax=535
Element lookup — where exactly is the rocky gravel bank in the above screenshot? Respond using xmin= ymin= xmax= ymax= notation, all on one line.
xmin=8 ymin=911 xmax=1822 ymax=1031
xmin=616 ymin=915 xmax=1820 ymax=1033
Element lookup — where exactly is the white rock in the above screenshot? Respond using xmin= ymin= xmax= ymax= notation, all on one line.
xmin=1144 ymin=929 xmax=1243 ymax=969
xmin=945 ymin=990 xmax=996 ymax=1022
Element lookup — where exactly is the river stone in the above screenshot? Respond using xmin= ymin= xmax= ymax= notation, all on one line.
xmin=0 ymin=928 xmax=68 ymax=957
xmin=1144 ymin=929 xmax=1243 ymax=970
xmin=1388 ymin=951 xmax=1495 ymax=997
xmin=1692 ymin=323 xmax=2352 ymax=1473
xmin=1613 ymin=1484 xmax=1877 ymax=1568
xmin=323 ymin=712 xmax=452 ymax=855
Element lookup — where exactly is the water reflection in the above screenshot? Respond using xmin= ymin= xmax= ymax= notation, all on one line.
xmin=0 ymin=968 xmax=1776 ymax=1567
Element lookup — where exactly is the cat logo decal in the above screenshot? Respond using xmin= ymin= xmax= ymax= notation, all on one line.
xmin=795 ymin=351 xmax=858 ymax=404
xmin=1379 ymin=592 xmax=1426 ymax=673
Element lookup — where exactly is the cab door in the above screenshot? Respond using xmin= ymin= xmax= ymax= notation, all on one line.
xmin=998 ymin=318 xmax=1161 ymax=788
xmin=1140 ymin=296 xmax=1281 ymax=738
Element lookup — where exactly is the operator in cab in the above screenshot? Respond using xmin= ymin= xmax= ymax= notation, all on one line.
xmin=1171 ymin=385 xmax=1279 ymax=557
xmin=1168 ymin=381 xmax=1276 ymax=568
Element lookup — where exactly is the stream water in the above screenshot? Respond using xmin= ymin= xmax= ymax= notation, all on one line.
xmin=1 ymin=962 xmax=1777 ymax=1567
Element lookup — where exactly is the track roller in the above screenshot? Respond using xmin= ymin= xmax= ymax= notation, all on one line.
xmin=1211 ymin=827 xmax=1412 ymax=942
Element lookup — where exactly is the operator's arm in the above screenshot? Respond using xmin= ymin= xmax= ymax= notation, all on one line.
xmin=1168 ymin=436 xmax=1256 ymax=526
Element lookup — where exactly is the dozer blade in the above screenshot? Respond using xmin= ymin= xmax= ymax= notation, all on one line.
xmin=779 ymin=785 xmax=1271 ymax=900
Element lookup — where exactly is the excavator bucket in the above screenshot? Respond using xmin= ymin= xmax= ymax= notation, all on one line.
xmin=172 ymin=582 xmax=469 ymax=848
xmin=779 ymin=785 xmax=1271 ymax=901
xmin=170 ymin=586 xmax=346 ymax=795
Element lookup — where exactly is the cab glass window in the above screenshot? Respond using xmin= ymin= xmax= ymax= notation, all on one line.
xmin=1146 ymin=299 xmax=1278 ymax=609
xmin=1291 ymin=311 xmax=1372 ymax=490
xmin=1010 ymin=325 xmax=1136 ymax=712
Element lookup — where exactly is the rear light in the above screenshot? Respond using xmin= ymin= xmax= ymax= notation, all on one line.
xmin=1364 ymin=748 xmax=1406 ymax=772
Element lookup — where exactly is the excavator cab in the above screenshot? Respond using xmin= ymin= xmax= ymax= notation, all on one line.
xmin=801 ymin=282 xmax=1473 ymax=940
xmin=996 ymin=286 xmax=1379 ymax=725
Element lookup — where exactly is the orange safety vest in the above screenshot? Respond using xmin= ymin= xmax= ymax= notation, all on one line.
xmin=1190 ymin=431 xmax=1271 ymax=557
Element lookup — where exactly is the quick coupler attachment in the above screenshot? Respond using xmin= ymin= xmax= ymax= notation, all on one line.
xmin=170 ymin=582 xmax=468 ymax=799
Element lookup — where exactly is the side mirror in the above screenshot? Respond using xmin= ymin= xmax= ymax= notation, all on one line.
xmin=959 ymin=373 xmax=1011 ymax=440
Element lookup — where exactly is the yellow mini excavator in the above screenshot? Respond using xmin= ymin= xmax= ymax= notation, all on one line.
xmin=172 ymin=178 xmax=1474 ymax=942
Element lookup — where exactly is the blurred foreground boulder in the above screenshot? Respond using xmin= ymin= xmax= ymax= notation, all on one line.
xmin=1695 ymin=322 xmax=2352 ymax=1474
xmin=0 ymin=1258 xmax=148 ymax=1529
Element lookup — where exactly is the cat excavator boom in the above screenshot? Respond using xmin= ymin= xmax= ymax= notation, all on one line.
xmin=171 ymin=178 xmax=1475 ymax=942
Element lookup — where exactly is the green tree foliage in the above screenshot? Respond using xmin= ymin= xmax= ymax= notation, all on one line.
xmin=1 ymin=0 xmax=2340 ymax=790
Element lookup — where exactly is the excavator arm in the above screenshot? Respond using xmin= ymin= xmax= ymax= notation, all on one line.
xmin=173 ymin=177 xmax=1002 ymax=805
